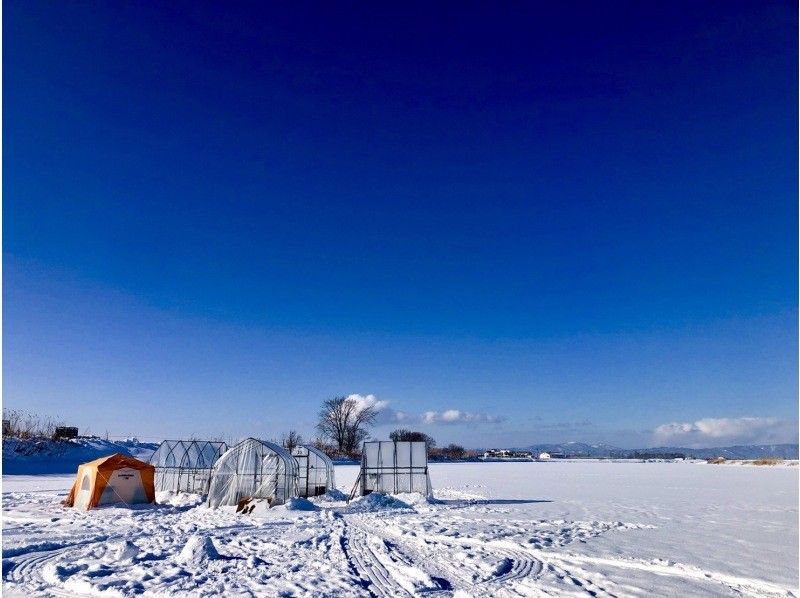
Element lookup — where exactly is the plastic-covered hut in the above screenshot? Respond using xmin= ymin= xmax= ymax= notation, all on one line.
xmin=291 ymin=445 xmax=336 ymax=497
xmin=149 ymin=440 xmax=227 ymax=494
xmin=207 ymin=438 xmax=298 ymax=508
xmin=353 ymin=441 xmax=432 ymax=499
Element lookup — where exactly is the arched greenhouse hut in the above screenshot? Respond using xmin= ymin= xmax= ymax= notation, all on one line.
xmin=149 ymin=440 xmax=228 ymax=494
xmin=207 ymin=438 xmax=298 ymax=508
xmin=292 ymin=445 xmax=336 ymax=497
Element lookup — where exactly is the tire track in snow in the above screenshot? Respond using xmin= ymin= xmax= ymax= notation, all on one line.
xmin=4 ymin=542 xmax=99 ymax=597
xmin=4 ymin=531 xmax=153 ymax=597
xmin=434 ymin=537 xmax=545 ymax=597
xmin=379 ymin=523 xmax=619 ymax=598
xmin=346 ymin=514 xmax=457 ymax=596
xmin=349 ymin=513 xmax=547 ymax=597
xmin=542 ymin=551 xmax=797 ymax=598
xmin=337 ymin=513 xmax=413 ymax=598
xmin=481 ymin=543 xmax=616 ymax=598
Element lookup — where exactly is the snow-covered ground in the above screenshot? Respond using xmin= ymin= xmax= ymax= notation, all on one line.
xmin=2 ymin=461 xmax=797 ymax=597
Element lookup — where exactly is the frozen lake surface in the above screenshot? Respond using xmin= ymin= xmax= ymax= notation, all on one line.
xmin=2 ymin=461 xmax=797 ymax=596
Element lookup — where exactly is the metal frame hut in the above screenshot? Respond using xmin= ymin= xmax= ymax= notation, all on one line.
xmin=149 ymin=440 xmax=228 ymax=494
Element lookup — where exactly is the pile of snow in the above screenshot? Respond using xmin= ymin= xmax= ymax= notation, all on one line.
xmin=345 ymin=492 xmax=438 ymax=513
xmin=2 ymin=437 xmax=159 ymax=474
xmin=113 ymin=540 xmax=140 ymax=562
xmin=347 ymin=492 xmax=416 ymax=512
xmin=177 ymin=536 xmax=220 ymax=566
xmin=312 ymin=488 xmax=348 ymax=503
xmin=393 ymin=492 xmax=438 ymax=507
xmin=155 ymin=491 xmax=204 ymax=508
xmin=282 ymin=497 xmax=319 ymax=511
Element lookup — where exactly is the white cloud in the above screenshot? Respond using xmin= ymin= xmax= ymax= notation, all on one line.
xmin=346 ymin=393 xmax=390 ymax=413
xmin=345 ymin=394 xmax=504 ymax=427
xmin=346 ymin=394 xmax=410 ymax=425
xmin=652 ymin=417 xmax=798 ymax=447
xmin=421 ymin=409 xmax=504 ymax=425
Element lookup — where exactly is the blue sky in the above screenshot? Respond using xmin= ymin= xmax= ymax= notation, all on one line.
xmin=4 ymin=1 xmax=797 ymax=448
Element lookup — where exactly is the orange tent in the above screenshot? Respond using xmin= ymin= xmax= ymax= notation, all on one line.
xmin=64 ymin=453 xmax=155 ymax=510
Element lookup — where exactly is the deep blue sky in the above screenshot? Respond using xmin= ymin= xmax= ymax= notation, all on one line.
xmin=4 ymin=1 xmax=797 ymax=447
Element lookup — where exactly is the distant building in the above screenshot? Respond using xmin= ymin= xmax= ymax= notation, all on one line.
xmin=480 ymin=449 xmax=533 ymax=461
xmin=538 ymin=452 xmax=551 ymax=460
xmin=54 ymin=426 xmax=79 ymax=440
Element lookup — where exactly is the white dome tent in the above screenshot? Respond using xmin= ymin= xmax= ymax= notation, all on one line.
xmin=291 ymin=444 xmax=336 ymax=497
xmin=149 ymin=440 xmax=228 ymax=494
xmin=207 ymin=438 xmax=298 ymax=508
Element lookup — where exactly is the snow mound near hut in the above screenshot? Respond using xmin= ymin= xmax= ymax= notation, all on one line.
xmin=282 ymin=497 xmax=319 ymax=511
xmin=177 ymin=536 xmax=220 ymax=566
xmin=348 ymin=492 xmax=416 ymax=512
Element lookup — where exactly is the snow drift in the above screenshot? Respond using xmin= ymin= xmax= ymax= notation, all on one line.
xmin=2 ymin=437 xmax=158 ymax=474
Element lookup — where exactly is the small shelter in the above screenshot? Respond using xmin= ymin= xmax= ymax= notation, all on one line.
xmin=207 ymin=438 xmax=298 ymax=508
xmin=352 ymin=440 xmax=432 ymax=499
xmin=292 ymin=444 xmax=336 ymax=497
xmin=149 ymin=440 xmax=227 ymax=494
xmin=64 ymin=453 xmax=155 ymax=510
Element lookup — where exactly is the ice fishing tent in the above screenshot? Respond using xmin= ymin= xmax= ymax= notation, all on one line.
xmin=149 ymin=440 xmax=227 ymax=494
xmin=291 ymin=445 xmax=336 ymax=497
xmin=355 ymin=441 xmax=432 ymax=498
xmin=64 ymin=454 xmax=155 ymax=510
xmin=207 ymin=438 xmax=298 ymax=508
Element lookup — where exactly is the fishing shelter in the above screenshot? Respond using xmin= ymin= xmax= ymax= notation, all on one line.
xmin=149 ymin=440 xmax=227 ymax=494
xmin=207 ymin=438 xmax=298 ymax=508
xmin=354 ymin=441 xmax=432 ymax=498
xmin=64 ymin=454 xmax=155 ymax=510
xmin=292 ymin=445 xmax=336 ymax=497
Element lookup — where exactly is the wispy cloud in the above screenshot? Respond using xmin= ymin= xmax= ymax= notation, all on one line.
xmin=652 ymin=417 xmax=798 ymax=447
xmin=421 ymin=409 xmax=505 ymax=425
xmin=345 ymin=394 xmax=504 ymax=427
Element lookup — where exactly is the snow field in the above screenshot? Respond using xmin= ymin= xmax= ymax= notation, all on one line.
xmin=2 ymin=461 xmax=797 ymax=597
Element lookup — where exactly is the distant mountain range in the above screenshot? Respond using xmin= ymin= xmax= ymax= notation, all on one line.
xmin=516 ymin=442 xmax=799 ymax=459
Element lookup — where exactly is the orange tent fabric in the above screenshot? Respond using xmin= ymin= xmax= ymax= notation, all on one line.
xmin=64 ymin=453 xmax=155 ymax=510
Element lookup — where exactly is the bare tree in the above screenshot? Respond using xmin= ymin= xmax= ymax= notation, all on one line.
xmin=281 ymin=430 xmax=304 ymax=452
xmin=316 ymin=396 xmax=377 ymax=455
